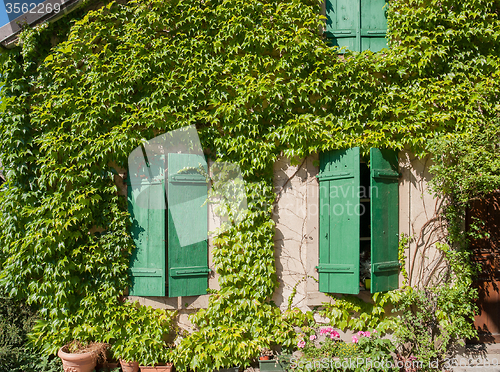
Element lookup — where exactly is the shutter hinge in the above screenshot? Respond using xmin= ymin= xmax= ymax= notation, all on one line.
xmin=371 ymin=169 xmax=400 ymax=179
xmin=170 ymin=266 xmax=211 ymax=277
xmin=372 ymin=261 xmax=401 ymax=273
xmin=316 ymin=264 xmax=355 ymax=273
xmin=316 ymin=172 xmax=353 ymax=182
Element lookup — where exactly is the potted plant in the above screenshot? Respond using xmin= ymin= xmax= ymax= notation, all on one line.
xmin=259 ymin=347 xmax=274 ymax=361
xmin=359 ymin=261 xmax=371 ymax=290
xmin=58 ymin=341 xmax=108 ymax=372
xmin=108 ymin=302 xmax=177 ymax=372
xmin=259 ymin=348 xmax=284 ymax=372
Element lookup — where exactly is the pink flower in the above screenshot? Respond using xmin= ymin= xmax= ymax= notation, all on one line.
xmin=329 ymin=331 xmax=340 ymax=339
xmin=298 ymin=340 xmax=306 ymax=348
xmin=310 ymin=335 xmax=317 ymax=341
xmin=364 ymin=331 xmax=371 ymax=337
xmin=357 ymin=331 xmax=365 ymax=337
xmin=352 ymin=336 xmax=358 ymax=343
xmin=319 ymin=328 xmax=328 ymax=335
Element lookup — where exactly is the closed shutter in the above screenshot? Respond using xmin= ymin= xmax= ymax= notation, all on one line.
xmin=325 ymin=0 xmax=358 ymax=51
xmin=325 ymin=0 xmax=388 ymax=52
xmin=370 ymin=148 xmax=399 ymax=293
xmin=317 ymin=148 xmax=360 ymax=294
xmin=127 ymin=176 xmax=166 ymax=296
xmin=360 ymin=0 xmax=388 ymax=52
xmin=167 ymin=153 xmax=210 ymax=297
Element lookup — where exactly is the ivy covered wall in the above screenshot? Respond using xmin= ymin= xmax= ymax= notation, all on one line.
xmin=0 ymin=0 xmax=499 ymax=369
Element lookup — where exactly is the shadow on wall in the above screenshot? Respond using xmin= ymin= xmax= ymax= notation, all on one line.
xmin=399 ymin=153 xmax=449 ymax=289
xmin=272 ymin=157 xmax=313 ymax=310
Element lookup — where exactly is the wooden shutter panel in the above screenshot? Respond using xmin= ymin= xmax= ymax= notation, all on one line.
xmin=127 ymin=177 xmax=166 ymax=296
xmin=317 ymin=148 xmax=360 ymax=294
xmin=325 ymin=0 xmax=358 ymax=51
xmin=167 ymin=153 xmax=210 ymax=297
xmin=325 ymin=0 xmax=387 ymax=52
xmin=370 ymin=148 xmax=399 ymax=293
xmin=360 ymin=0 xmax=388 ymax=52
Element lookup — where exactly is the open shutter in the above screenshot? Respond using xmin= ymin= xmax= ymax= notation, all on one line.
xmin=317 ymin=148 xmax=360 ymax=294
xmin=370 ymin=148 xmax=399 ymax=293
xmin=127 ymin=177 xmax=166 ymax=296
xmin=325 ymin=0 xmax=388 ymax=52
xmin=167 ymin=153 xmax=210 ymax=297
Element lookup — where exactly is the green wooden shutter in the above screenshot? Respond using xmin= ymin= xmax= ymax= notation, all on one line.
xmin=325 ymin=0 xmax=358 ymax=51
xmin=325 ymin=0 xmax=388 ymax=52
xmin=360 ymin=0 xmax=388 ymax=52
xmin=127 ymin=177 xmax=166 ymax=296
xmin=317 ymin=148 xmax=360 ymax=294
xmin=370 ymin=148 xmax=399 ymax=293
xmin=167 ymin=153 xmax=210 ymax=297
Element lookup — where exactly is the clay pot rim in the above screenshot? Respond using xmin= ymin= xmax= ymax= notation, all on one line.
xmin=58 ymin=347 xmax=96 ymax=361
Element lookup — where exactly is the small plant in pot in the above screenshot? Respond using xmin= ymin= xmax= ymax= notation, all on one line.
xmin=58 ymin=341 xmax=109 ymax=372
xmin=108 ymin=302 xmax=177 ymax=372
xmin=259 ymin=347 xmax=274 ymax=360
xmin=359 ymin=260 xmax=371 ymax=290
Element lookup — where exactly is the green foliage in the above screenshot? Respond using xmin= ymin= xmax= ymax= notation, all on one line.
xmin=428 ymin=122 xmax=500 ymax=206
xmin=355 ymin=333 xmax=395 ymax=369
xmin=108 ymin=302 xmax=176 ymax=365
xmin=0 ymin=0 xmax=499 ymax=368
xmin=289 ymin=331 xmax=397 ymax=372
xmin=319 ymin=292 xmax=400 ymax=334
xmin=0 ymin=294 xmax=62 ymax=372
xmin=398 ymin=234 xmax=410 ymax=287
xmin=429 ymin=119 xmax=500 ymax=250
xmin=29 ymin=300 xmax=176 ymax=366
xmin=392 ymin=244 xmax=478 ymax=370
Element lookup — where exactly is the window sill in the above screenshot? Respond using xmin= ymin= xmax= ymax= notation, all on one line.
xmin=306 ymin=290 xmax=373 ymax=307
xmin=127 ymin=294 xmax=210 ymax=310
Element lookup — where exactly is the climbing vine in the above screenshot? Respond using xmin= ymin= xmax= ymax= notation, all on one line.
xmin=0 ymin=0 xmax=499 ymax=369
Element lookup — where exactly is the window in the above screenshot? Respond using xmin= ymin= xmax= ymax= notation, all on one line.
xmin=316 ymin=148 xmax=399 ymax=294
xmin=325 ymin=0 xmax=388 ymax=52
xmin=127 ymin=153 xmax=210 ymax=297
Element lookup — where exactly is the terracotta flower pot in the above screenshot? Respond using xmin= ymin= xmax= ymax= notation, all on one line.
xmin=120 ymin=360 xmax=140 ymax=372
xmin=259 ymin=356 xmax=271 ymax=360
xmin=58 ymin=347 xmax=97 ymax=372
xmin=140 ymin=363 xmax=174 ymax=372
